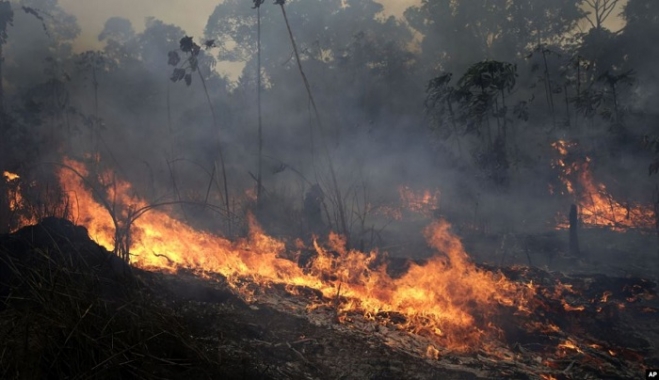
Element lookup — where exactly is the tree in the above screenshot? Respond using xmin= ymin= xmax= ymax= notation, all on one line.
xmin=405 ymin=0 xmax=584 ymax=74
xmin=582 ymin=0 xmax=620 ymax=31
xmin=0 ymin=0 xmax=79 ymax=233
xmin=618 ymin=0 xmax=659 ymax=110
xmin=426 ymin=60 xmax=517 ymax=186
xmin=204 ymin=0 xmax=418 ymax=241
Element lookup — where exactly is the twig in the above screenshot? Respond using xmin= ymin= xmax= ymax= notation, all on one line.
xmin=333 ymin=282 xmax=342 ymax=322
xmin=286 ymin=341 xmax=316 ymax=369
xmin=563 ymin=359 xmax=576 ymax=374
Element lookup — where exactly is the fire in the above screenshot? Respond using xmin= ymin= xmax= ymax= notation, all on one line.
xmin=551 ymin=140 xmax=655 ymax=231
xmin=398 ymin=185 xmax=440 ymax=216
xmin=3 ymin=172 xmax=21 ymax=211
xmin=378 ymin=185 xmax=441 ymax=220
xmin=50 ymin=158 xmax=534 ymax=351
xmin=425 ymin=345 xmax=441 ymax=360
xmin=561 ymin=300 xmax=585 ymax=312
xmin=600 ymin=290 xmax=613 ymax=303
xmin=3 ymin=171 xmax=20 ymax=181
xmin=557 ymin=339 xmax=582 ymax=354
xmin=3 ymin=171 xmax=39 ymax=230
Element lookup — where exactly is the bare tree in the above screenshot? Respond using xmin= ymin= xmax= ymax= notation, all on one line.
xmin=253 ymin=0 xmax=265 ymax=213
xmin=583 ymin=0 xmax=620 ymax=30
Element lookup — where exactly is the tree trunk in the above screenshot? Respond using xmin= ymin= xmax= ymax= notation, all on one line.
xmin=256 ymin=5 xmax=263 ymax=214
xmin=0 ymin=42 xmax=4 ymax=115
xmin=655 ymin=186 xmax=659 ymax=255
xmin=569 ymin=204 xmax=581 ymax=257
xmin=0 ymin=176 xmax=9 ymax=233
xmin=0 ymin=42 xmax=8 ymax=234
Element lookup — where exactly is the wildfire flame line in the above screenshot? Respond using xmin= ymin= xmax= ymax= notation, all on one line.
xmin=16 ymin=158 xmax=538 ymax=351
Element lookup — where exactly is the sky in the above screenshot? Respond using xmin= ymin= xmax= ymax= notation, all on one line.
xmin=57 ymin=0 xmax=626 ymax=79
xmin=59 ymin=0 xmax=420 ymax=51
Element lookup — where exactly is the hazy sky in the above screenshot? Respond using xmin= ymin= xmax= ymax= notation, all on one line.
xmin=58 ymin=0 xmax=625 ymax=79
xmin=59 ymin=0 xmax=627 ymax=50
xmin=59 ymin=0 xmax=420 ymax=51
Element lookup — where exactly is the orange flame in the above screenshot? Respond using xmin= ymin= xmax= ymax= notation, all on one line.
xmin=557 ymin=338 xmax=582 ymax=355
xmin=3 ymin=171 xmax=39 ymax=230
xmin=52 ymin=158 xmax=534 ymax=352
xmin=376 ymin=185 xmax=441 ymax=220
xmin=425 ymin=345 xmax=441 ymax=360
xmin=3 ymin=171 xmax=20 ymax=182
xmin=398 ymin=185 xmax=440 ymax=216
xmin=551 ymin=140 xmax=655 ymax=231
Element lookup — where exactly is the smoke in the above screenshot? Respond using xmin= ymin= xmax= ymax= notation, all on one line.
xmin=2 ymin=0 xmax=658 ymax=266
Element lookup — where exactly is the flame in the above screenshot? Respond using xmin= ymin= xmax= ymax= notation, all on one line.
xmin=398 ymin=185 xmax=440 ymax=216
xmin=557 ymin=339 xmax=582 ymax=354
xmin=3 ymin=171 xmax=20 ymax=181
xmin=599 ymin=291 xmax=613 ymax=303
xmin=425 ymin=345 xmax=441 ymax=360
xmin=3 ymin=171 xmax=39 ymax=230
xmin=561 ymin=300 xmax=585 ymax=312
xmin=551 ymin=140 xmax=655 ymax=231
xmin=3 ymin=171 xmax=21 ymax=211
xmin=50 ymin=158 xmax=535 ymax=352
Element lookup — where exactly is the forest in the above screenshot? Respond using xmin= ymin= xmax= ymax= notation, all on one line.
xmin=0 ymin=0 xmax=658 ymax=379
xmin=0 ymin=0 xmax=658 ymax=242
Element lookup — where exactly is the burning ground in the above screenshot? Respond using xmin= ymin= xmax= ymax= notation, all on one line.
xmin=1 ymin=159 xmax=658 ymax=379
xmin=2 ymin=1 xmax=659 ymax=378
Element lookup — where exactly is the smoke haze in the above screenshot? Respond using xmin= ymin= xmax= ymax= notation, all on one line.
xmin=1 ymin=0 xmax=657 ymax=269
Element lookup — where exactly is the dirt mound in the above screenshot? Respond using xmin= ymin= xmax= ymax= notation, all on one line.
xmin=0 ymin=217 xmax=131 ymax=308
xmin=0 ymin=218 xmax=222 ymax=379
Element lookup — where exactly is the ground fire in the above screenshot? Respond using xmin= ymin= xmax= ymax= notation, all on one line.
xmin=551 ymin=140 xmax=655 ymax=232
xmin=3 ymin=157 xmax=652 ymax=379
xmin=56 ymin=158 xmax=535 ymax=352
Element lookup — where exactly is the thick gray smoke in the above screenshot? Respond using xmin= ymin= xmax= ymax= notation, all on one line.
xmin=1 ymin=0 xmax=658 ymax=263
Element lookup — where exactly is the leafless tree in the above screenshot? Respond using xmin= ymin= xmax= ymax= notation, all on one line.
xmin=583 ymin=0 xmax=620 ymax=30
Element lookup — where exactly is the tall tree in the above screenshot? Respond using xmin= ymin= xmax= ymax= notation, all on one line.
xmin=618 ymin=0 xmax=659 ymax=110
xmin=405 ymin=0 xmax=585 ymax=74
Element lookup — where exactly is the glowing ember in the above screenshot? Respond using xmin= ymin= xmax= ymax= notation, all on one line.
xmin=600 ymin=290 xmax=613 ymax=303
xmin=557 ymin=338 xmax=582 ymax=354
xmin=551 ymin=140 xmax=655 ymax=231
xmin=561 ymin=300 xmax=586 ymax=312
xmin=52 ymin=158 xmax=534 ymax=351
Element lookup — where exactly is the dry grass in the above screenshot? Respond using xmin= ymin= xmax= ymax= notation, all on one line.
xmin=0 ymin=220 xmax=221 ymax=380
